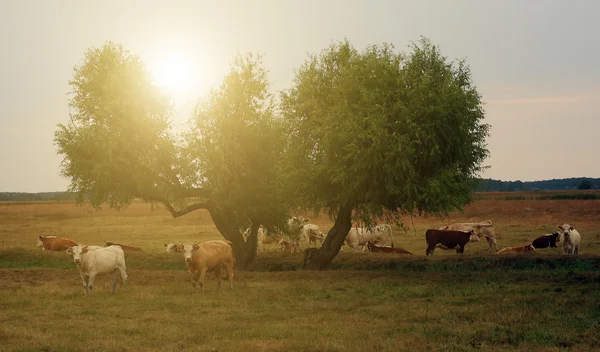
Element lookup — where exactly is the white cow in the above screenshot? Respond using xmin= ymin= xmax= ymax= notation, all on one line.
xmin=345 ymin=224 xmax=394 ymax=252
xmin=440 ymin=220 xmax=499 ymax=252
xmin=178 ymin=240 xmax=235 ymax=292
xmin=65 ymin=245 xmax=128 ymax=296
xmin=287 ymin=216 xmax=310 ymax=254
xmin=558 ymin=223 xmax=581 ymax=255
xmin=242 ymin=226 xmax=271 ymax=252
xmin=300 ymin=224 xmax=325 ymax=247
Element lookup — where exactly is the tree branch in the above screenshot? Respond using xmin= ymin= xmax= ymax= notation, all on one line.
xmin=141 ymin=194 xmax=212 ymax=218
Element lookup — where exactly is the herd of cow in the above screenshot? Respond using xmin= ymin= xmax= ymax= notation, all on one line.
xmin=34 ymin=216 xmax=583 ymax=296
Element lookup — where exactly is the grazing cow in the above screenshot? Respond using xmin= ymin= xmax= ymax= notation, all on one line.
xmin=177 ymin=240 xmax=235 ymax=292
xmin=65 ymin=245 xmax=128 ymax=296
xmin=425 ymin=229 xmax=478 ymax=256
xmin=36 ymin=235 xmax=78 ymax=251
xmin=440 ymin=220 xmax=499 ymax=252
xmin=532 ymin=232 xmax=560 ymax=249
xmin=164 ymin=242 xmax=184 ymax=253
xmin=497 ymin=244 xmax=536 ymax=255
xmin=345 ymin=224 xmax=394 ymax=252
xmin=286 ymin=216 xmax=310 ymax=254
xmin=300 ymin=224 xmax=325 ymax=247
xmin=366 ymin=241 xmax=412 ymax=255
xmin=302 ymin=248 xmax=320 ymax=269
xmin=104 ymin=241 xmax=143 ymax=252
xmin=558 ymin=224 xmax=581 ymax=255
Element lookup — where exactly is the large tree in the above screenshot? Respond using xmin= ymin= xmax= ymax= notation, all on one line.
xmin=280 ymin=38 xmax=490 ymax=269
xmin=54 ymin=42 xmax=287 ymax=268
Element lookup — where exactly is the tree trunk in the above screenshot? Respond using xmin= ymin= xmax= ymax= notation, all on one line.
xmin=304 ymin=204 xmax=353 ymax=270
xmin=243 ymin=222 xmax=260 ymax=268
xmin=206 ymin=206 xmax=253 ymax=270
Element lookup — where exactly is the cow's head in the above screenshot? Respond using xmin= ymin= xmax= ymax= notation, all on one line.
xmin=288 ymin=216 xmax=310 ymax=233
xmin=467 ymin=230 xmax=480 ymax=242
xmin=558 ymin=224 xmax=574 ymax=242
xmin=164 ymin=243 xmax=179 ymax=253
xmin=66 ymin=245 xmax=89 ymax=264
xmin=36 ymin=236 xmax=44 ymax=248
xmin=524 ymin=244 xmax=536 ymax=252
xmin=104 ymin=241 xmax=115 ymax=247
xmin=182 ymin=242 xmax=200 ymax=263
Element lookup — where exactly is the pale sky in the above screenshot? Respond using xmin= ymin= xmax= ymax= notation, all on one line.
xmin=1 ymin=0 xmax=599 ymax=192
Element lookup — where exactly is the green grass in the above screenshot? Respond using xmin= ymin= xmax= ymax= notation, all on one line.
xmin=3 ymin=200 xmax=600 ymax=351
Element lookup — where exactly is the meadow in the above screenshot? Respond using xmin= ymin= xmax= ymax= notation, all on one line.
xmin=1 ymin=191 xmax=600 ymax=351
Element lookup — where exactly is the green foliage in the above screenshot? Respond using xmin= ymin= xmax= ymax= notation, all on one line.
xmin=54 ymin=42 xmax=177 ymax=210
xmin=536 ymin=193 xmax=599 ymax=200
xmin=185 ymin=53 xmax=289 ymax=231
xmin=281 ymin=38 xmax=489 ymax=224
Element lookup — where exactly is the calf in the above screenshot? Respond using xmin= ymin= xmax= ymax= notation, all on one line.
xmin=277 ymin=239 xmax=296 ymax=253
xmin=558 ymin=224 xmax=581 ymax=255
xmin=36 ymin=235 xmax=78 ymax=251
xmin=440 ymin=220 xmax=498 ymax=252
xmin=178 ymin=240 xmax=235 ymax=292
xmin=104 ymin=241 xmax=143 ymax=252
xmin=366 ymin=241 xmax=412 ymax=255
xmin=531 ymin=232 xmax=560 ymax=249
xmin=66 ymin=245 xmax=128 ymax=296
xmin=425 ymin=229 xmax=478 ymax=256
xmin=497 ymin=244 xmax=536 ymax=255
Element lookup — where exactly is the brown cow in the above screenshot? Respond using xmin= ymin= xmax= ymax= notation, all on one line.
xmin=104 ymin=241 xmax=143 ymax=252
xmin=425 ymin=229 xmax=478 ymax=256
xmin=497 ymin=244 xmax=536 ymax=255
xmin=36 ymin=235 xmax=78 ymax=251
xmin=177 ymin=240 xmax=235 ymax=292
xmin=366 ymin=241 xmax=413 ymax=255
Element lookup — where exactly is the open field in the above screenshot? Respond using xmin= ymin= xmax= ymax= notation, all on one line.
xmin=2 ymin=192 xmax=600 ymax=351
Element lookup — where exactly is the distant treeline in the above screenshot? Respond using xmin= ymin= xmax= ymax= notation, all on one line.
xmin=0 ymin=192 xmax=80 ymax=202
xmin=475 ymin=177 xmax=599 ymax=192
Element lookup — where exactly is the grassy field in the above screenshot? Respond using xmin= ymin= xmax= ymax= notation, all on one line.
xmin=1 ymin=192 xmax=600 ymax=351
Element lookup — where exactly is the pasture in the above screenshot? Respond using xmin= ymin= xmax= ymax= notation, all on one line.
xmin=1 ymin=192 xmax=600 ymax=351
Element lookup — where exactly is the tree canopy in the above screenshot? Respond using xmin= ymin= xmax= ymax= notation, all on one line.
xmin=55 ymin=38 xmax=490 ymax=270
xmin=281 ymin=38 xmax=489 ymax=268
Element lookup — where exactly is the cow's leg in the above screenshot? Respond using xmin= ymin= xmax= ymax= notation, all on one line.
xmin=214 ymin=268 xmax=222 ymax=291
xmin=87 ymin=272 xmax=96 ymax=295
xmin=224 ymin=262 xmax=234 ymax=289
xmin=80 ymin=273 xmax=89 ymax=296
xmin=493 ymin=239 xmax=499 ymax=252
xmin=110 ymin=270 xmax=118 ymax=294
xmin=574 ymin=246 xmax=579 ymax=256
xmin=198 ymin=267 xmax=207 ymax=292
xmin=425 ymin=245 xmax=435 ymax=256
xmin=117 ymin=266 xmax=128 ymax=292
xmin=457 ymin=245 xmax=466 ymax=254
xmin=188 ymin=270 xmax=197 ymax=288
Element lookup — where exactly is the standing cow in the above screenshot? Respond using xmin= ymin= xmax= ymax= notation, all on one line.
xmin=286 ymin=216 xmax=310 ymax=254
xmin=66 ymin=245 xmax=128 ymax=296
xmin=345 ymin=224 xmax=394 ymax=252
xmin=425 ymin=229 xmax=478 ymax=256
xmin=178 ymin=240 xmax=235 ymax=292
xmin=558 ymin=224 xmax=581 ymax=255
xmin=440 ymin=220 xmax=499 ymax=252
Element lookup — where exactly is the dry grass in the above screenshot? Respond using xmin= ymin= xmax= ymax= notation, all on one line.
xmin=2 ymin=193 xmax=600 ymax=351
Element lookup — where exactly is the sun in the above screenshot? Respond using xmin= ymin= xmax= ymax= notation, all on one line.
xmin=149 ymin=53 xmax=196 ymax=94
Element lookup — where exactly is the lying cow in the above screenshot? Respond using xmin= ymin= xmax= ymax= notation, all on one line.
xmin=532 ymin=232 xmax=560 ymax=249
xmin=36 ymin=235 xmax=78 ymax=251
xmin=366 ymin=241 xmax=412 ymax=255
xmin=177 ymin=240 xmax=235 ymax=292
xmin=497 ymin=244 xmax=536 ymax=255
xmin=558 ymin=224 xmax=581 ymax=255
xmin=345 ymin=224 xmax=394 ymax=252
xmin=164 ymin=242 xmax=184 ymax=253
xmin=66 ymin=245 xmax=128 ymax=296
xmin=440 ymin=220 xmax=499 ymax=252
xmin=104 ymin=241 xmax=143 ymax=252
xmin=425 ymin=229 xmax=478 ymax=256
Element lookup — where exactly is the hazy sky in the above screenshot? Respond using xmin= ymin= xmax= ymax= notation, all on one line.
xmin=1 ymin=0 xmax=599 ymax=192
